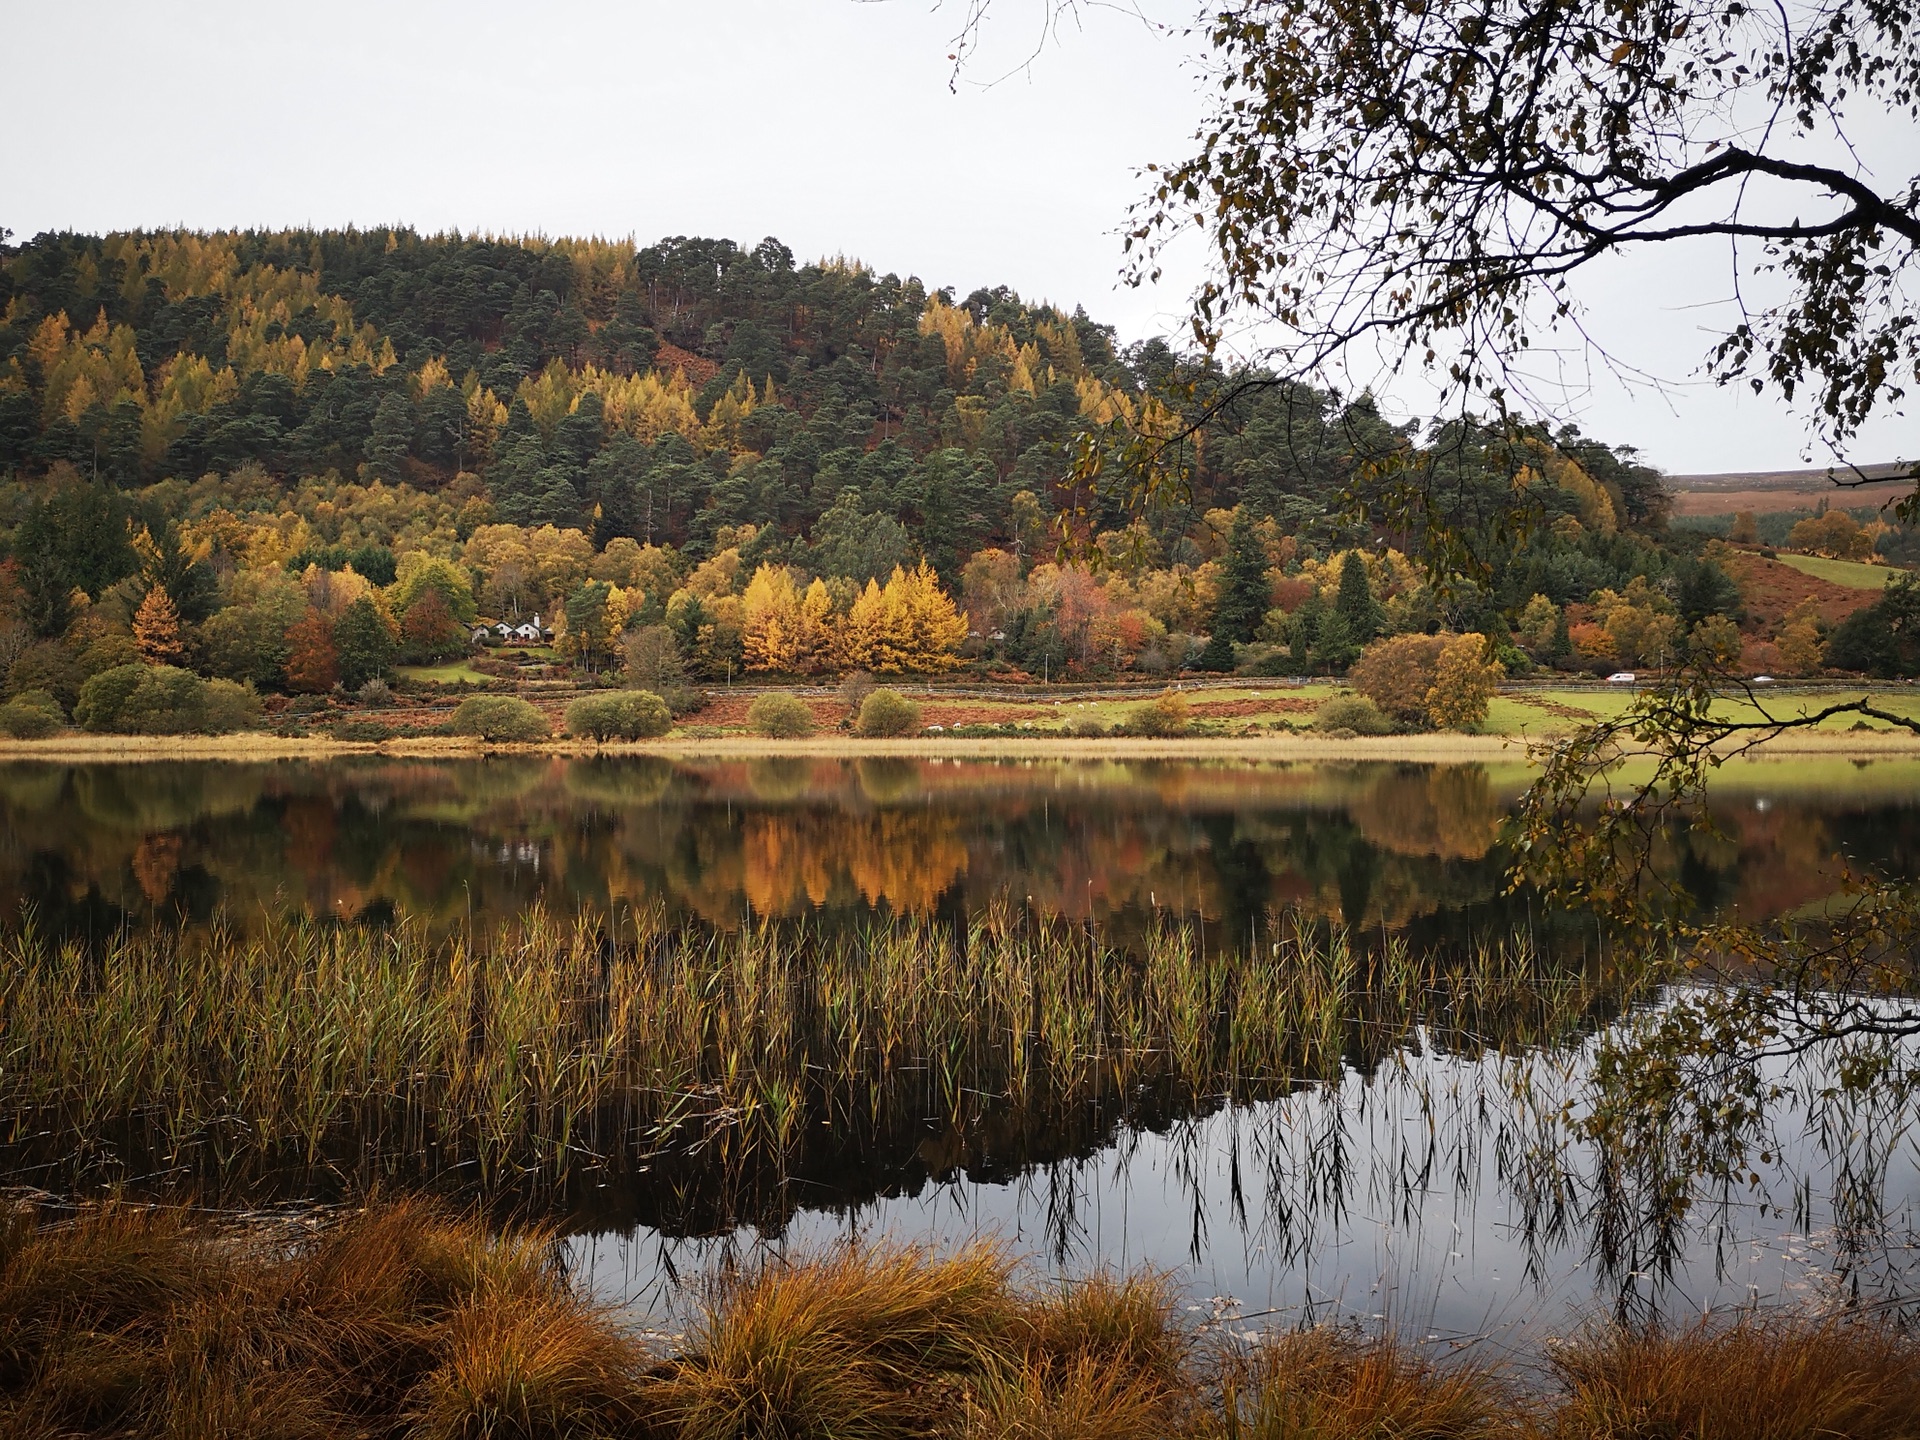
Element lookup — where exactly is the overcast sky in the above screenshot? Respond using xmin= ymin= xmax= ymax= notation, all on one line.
xmin=5 ymin=0 xmax=1911 ymax=475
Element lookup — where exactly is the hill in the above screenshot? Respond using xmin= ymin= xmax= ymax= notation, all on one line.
xmin=0 ymin=227 xmax=1911 ymax=726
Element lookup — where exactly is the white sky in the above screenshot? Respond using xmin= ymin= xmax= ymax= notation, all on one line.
xmin=4 ymin=0 xmax=1912 ymax=476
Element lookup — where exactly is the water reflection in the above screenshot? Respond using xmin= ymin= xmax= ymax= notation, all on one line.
xmin=3 ymin=756 xmax=1917 ymax=945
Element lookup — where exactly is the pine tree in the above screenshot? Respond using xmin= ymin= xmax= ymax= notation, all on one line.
xmin=133 ymin=585 xmax=184 ymax=666
xmin=1287 ymin=591 xmax=1325 ymax=673
xmin=1212 ymin=508 xmax=1271 ymax=644
xmin=1546 ymin=607 xmax=1573 ymax=667
xmin=1333 ymin=551 xmax=1383 ymax=647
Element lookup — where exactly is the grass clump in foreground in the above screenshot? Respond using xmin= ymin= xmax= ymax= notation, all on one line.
xmin=6 ymin=1201 xmax=1920 ymax=1440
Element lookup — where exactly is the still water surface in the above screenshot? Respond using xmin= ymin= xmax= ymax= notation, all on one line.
xmin=4 ymin=754 xmax=1918 ymax=1341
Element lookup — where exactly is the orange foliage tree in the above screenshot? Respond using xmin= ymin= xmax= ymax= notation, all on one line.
xmin=284 ymin=607 xmax=340 ymax=693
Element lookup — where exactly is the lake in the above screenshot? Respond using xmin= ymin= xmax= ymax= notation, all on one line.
xmin=3 ymin=753 xmax=1918 ymax=1344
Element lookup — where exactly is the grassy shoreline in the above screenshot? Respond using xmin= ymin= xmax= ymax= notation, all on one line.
xmin=4 ymin=1199 xmax=1915 ymax=1439
xmin=3 ymin=726 xmax=1920 ymax=763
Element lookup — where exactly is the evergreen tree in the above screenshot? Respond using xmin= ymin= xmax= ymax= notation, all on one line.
xmin=1287 ymin=591 xmax=1325 ymax=673
xmin=332 ymin=598 xmax=397 ymax=689
xmin=366 ymin=393 xmax=415 ymax=482
xmin=1333 ymin=552 xmax=1383 ymax=646
xmin=1546 ymin=607 xmax=1574 ymax=667
xmin=1212 ymin=508 xmax=1271 ymax=643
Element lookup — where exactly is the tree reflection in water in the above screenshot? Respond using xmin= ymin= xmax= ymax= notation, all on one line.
xmin=1 ymin=756 xmax=1909 ymax=947
xmin=1 ymin=756 xmax=1917 ymax=1332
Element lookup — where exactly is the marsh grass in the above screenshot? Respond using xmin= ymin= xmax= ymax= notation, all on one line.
xmin=4 ymin=1201 xmax=1916 ymax=1439
xmin=0 ymin=908 xmax=1603 ymax=1212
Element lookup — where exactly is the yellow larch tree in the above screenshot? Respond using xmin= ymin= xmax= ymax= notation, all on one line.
xmin=895 ymin=561 xmax=968 ymax=671
xmin=133 ymin=585 xmax=185 ymax=666
xmin=742 ymin=563 xmax=803 ymax=672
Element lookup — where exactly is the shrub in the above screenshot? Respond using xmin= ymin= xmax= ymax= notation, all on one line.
xmin=451 ymin=695 xmax=551 ymax=743
xmin=75 ymin=664 xmax=251 ymax=735
xmin=1118 ymin=693 xmax=1191 ymax=737
xmin=331 ymin=718 xmax=395 ymax=742
xmin=1065 ymin=714 xmax=1109 ymax=738
xmin=7 ymin=641 xmax=84 ymax=711
xmin=856 ymin=688 xmax=922 ymax=737
xmin=1425 ymin=633 xmax=1502 ymax=731
xmin=201 ymin=678 xmax=264 ymax=734
xmin=0 ymin=689 xmax=64 ymax=738
xmin=1313 ymin=692 xmax=1395 ymax=736
xmin=747 ymin=691 xmax=817 ymax=738
xmin=356 ymin=678 xmax=394 ymax=707
xmin=563 ymin=691 xmax=672 ymax=741
xmin=1349 ymin=633 xmax=1449 ymax=722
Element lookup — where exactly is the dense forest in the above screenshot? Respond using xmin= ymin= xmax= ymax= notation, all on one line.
xmin=0 ymin=227 xmax=1905 ymax=729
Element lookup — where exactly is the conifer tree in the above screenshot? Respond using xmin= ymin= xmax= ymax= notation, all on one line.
xmin=1213 ymin=509 xmax=1271 ymax=644
xmin=1333 ymin=552 xmax=1383 ymax=648
xmin=133 ymin=585 xmax=184 ymax=667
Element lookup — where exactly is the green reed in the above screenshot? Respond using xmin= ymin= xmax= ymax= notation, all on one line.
xmin=0 ymin=906 xmax=1606 ymax=1203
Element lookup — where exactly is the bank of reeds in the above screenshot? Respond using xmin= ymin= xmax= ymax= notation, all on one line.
xmin=0 ymin=908 xmax=1603 ymax=1208
xmin=3 ymin=1200 xmax=1916 ymax=1440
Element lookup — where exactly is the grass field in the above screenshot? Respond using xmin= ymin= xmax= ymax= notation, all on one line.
xmin=1774 ymin=552 xmax=1903 ymax=589
xmin=395 ymin=660 xmax=492 ymax=684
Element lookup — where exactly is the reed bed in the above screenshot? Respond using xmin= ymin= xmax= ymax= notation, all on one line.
xmin=4 ymin=1199 xmax=1916 ymax=1440
xmin=0 ymin=907 xmax=1603 ymax=1210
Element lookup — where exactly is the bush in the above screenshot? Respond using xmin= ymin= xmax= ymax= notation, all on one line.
xmin=451 ymin=695 xmax=552 ymax=743
xmin=563 ymin=691 xmax=672 ymax=741
xmin=1118 ymin=693 xmax=1191 ymax=737
xmin=74 ymin=664 xmax=257 ymax=736
xmin=1425 ymin=633 xmax=1502 ymax=730
xmin=201 ymin=678 xmax=264 ymax=734
xmin=1065 ymin=714 xmax=1109 ymax=738
xmin=0 ymin=689 xmax=64 ymax=738
xmin=1313 ymin=692 xmax=1395 ymax=736
xmin=1349 ymin=634 xmax=1449 ymax=722
xmin=856 ymin=688 xmax=922 ymax=737
xmin=747 ymin=692 xmax=817 ymax=738
xmin=356 ymin=678 xmax=394 ymax=707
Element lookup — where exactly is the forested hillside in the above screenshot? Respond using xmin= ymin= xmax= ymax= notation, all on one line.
xmin=0 ymin=227 xmax=1903 ymax=729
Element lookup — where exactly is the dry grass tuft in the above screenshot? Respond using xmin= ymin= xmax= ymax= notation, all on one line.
xmin=1547 ymin=1313 xmax=1920 ymax=1440
xmin=659 ymin=1243 xmax=1017 ymax=1439
xmin=1209 ymin=1327 xmax=1518 ymax=1440
xmin=0 ymin=1199 xmax=651 ymax=1440
xmin=6 ymin=1202 xmax=1920 ymax=1439
xmin=409 ymin=1290 xmax=652 ymax=1439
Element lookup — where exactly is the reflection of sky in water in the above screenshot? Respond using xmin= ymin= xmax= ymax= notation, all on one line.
xmin=573 ymin=1042 xmax=1920 ymax=1342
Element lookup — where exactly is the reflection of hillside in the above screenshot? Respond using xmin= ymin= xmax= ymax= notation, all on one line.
xmin=0 ymin=759 xmax=1912 ymax=944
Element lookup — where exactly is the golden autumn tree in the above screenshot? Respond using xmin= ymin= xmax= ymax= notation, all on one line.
xmin=894 ymin=561 xmax=968 ymax=671
xmin=838 ymin=577 xmax=893 ymax=672
xmin=836 ymin=563 xmax=968 ymax=673
xmin=794 ymin=578 xmax=835 ymax=674
xmin=133 ymin=585 xmax=185 ymax=666
xmin=742 ymin=564 xmax=803 ymax=672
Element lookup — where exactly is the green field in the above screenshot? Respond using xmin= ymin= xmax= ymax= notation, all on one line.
xmin=395 ymin=661 xmax=490 ymax=684
xmin=1775 ymin=552 xmax=1903 ymax=589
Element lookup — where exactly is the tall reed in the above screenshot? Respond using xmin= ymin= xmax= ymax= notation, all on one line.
xmin=0 ymin=907 xmax=1604 ymax=1211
